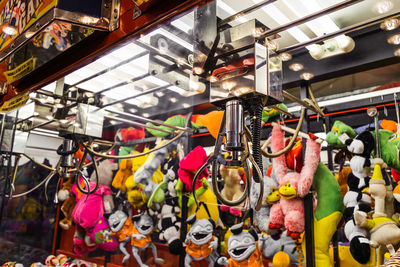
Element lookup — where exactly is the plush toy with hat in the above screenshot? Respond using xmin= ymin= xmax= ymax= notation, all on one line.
xmin=217 ymin=223 xmax=263 ymax=267
xmin=269 ymin=124 xmax=321 ymax=240
xmin=184 ymin=202 xmax=219 ymax=267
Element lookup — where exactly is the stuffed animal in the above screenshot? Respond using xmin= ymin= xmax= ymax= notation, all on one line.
xmin=71 ymin=159 xmax=118 ymax=255
xmin=354 ymin=163 xmax=400 ymax=256
xmin=272 ymin=249 xmax=291 ymax=267
xmin=217 ymin=223 xmax=263 ymax=267
xmin=337 ymin=167 xmax=352 ymax=197
xmin=269 ymin=125 xmax=321 ymax=239
xmin=58 ymin=179 xmax=76 ymax=230
xmin=2 ymin=263 xmax=23 ymax=267
xmin=250 ymin=174 xmax=280 ymax=234
xmin=109 ymin=210 xmax=164 ymax=266
xmin=185 ymin=214 xmax=218 ymax=267
xmin=262 ymin=103 xmax=288 ymax=124
xmin=220 ymin=165 xmax=244 ymax=216
xmin=112 ymin=159 xmax=133 ymax=192
xmin=260 ymin=231 xmax=297 ymax=265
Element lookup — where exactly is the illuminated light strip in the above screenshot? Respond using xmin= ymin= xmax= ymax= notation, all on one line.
xmin=146 ymin=28 xmax=194 ymax=51
xmin=217 ymin=0 xmax=249 ymax=24
xmin=171 ymin=18 xmax=192 ymax=34
xmin=251 ymin=0 xmax=317 ymax=51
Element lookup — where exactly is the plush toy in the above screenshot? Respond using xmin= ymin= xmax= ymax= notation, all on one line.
xmin=262 ymin=103 xmax=288 ymax=124
xmin=260 ymin=231 xmax=297 ymax=265
xmin=2 ymin=263 xmax=23 ymax=267
xmin=44 ymin=254 xmax=68 ymax=267
xmin=272 ymin=249 xmax=291 ymax=267
xmin=58 ymin=179 xmax=76 ymax=230
xmin=112 ymin=159 xmax=133 ymax=192
xmin=378 ymin=247 xmax=400 ymax=266
xmin=269 ymin=125 xmax=321 ymax=239
xmin=71 ymin=159 xmax=118 ymax=255
xmin=120 ymin=127 xmax=145 ymax=142
xmin=250 ymin=174 xmax=280 ymax=234
xmin=185 ymin=212 xmax=218 ymax=267
xmin=354 ymin=163 xmax=400 ymax=256
xmin=146 ymin=111 xmax=224 ymax=139
xmin=301 ymin=163 xmax=344 ymax=267
xmin=220 ymin=165 xmax=244 ymax=216
xmin=337 ymin=167 xmax=352 ymax=197
xmin=109 ymin=210 xmax=164 ymax=266
xmin=217 ymin=223 xmax=263 ymax=267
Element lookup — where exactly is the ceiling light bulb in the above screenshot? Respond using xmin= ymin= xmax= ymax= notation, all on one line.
xmin=279 ymin=52 xmax=292 ymax=61
xmin=2 ymin=25 xmax=17 ymax=36
xmin=395 ymin=48 xmax=400 ymax=57
xmin=170 ymin=97 xmax=178 ymax=103
xmin=142 ymin=113 xmax=150 ymax=117
xmin=46 ymin=115 xmax=54 ymax=120
xmin=300 ymin=72 xmax=314 ymax=80
xmin=55 ymin=103 xmax=65 ymax=108
xmin=266 ymin=40 xmax=279 ymax=51
xmin=289 ymin=63 xmax=304 ymax=72
xmin=388 ymin=34 xmax=400 ymax=45
xmin=380 ymin=18 xmax=400 ymax=31
xmin=193 ymin=67 xmax=204 ymax=75
xmin=373 ymin=0 xmax=394 ymax=14
xmin=183 ymin=103 xmax=191 ymax=108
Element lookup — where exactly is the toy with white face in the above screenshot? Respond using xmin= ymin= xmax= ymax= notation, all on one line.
xmin=187 ymin=219 xmax=214 ymax=245
xmin=228 ymin=231 xmax=257 ymax=262
xmin=134 ymin=214 xmax=154 ymax=236
xmin=109 ymin=210 xmax=128 ymax=232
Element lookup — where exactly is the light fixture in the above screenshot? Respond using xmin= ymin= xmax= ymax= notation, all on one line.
xmin=279 ymin=52 xmax=292 ymax=61
xmin=395 ymin=48 xmax=400 ymax=57
xmin=373 ymin=0 xmax=394 ymax=14
xmin=55 ymin=103 xmax=65 ymax=108
xmin=2 ymin=25 xmax=17 ymax=36
xmin=217 ymin=0 xmax=248 ymax=24
xmin=79 ymin=16 xmax=100 ymax=24
xmin=46 ymin=115 xmax=54 ymax=120
xmin=380 ymin=18 xmax=400 ymax=31
xmin=388 ymin=34 xmax=400 ymax=45
xmin=309 ymin=36 xmax=355 ymax=60
xmin=300 ymin=72 xmax=314 ymax=80
xmin=193 ymin=67 xmax=204 ymax=75
xmin=289 ymin=63 xmax=304 ymax=72
xmin=266 ymin=40 xmax=279 ymax=51
xmin=169 ymin=97 xmax=178 ymax=103
xmin=183 ymin=103 xmax=191 ymax=108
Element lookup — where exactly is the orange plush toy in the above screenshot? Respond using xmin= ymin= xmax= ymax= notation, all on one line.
xmin=337 ymin=167 xmax=352 ymax=197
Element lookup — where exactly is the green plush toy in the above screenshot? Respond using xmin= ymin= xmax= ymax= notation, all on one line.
xmin=262 ymin=103 xmax=289 ymax=123
xmin=146 ymin=115 xmax=203 ymax=137
xmin=327 ymin=120 xmax=400 ymax=172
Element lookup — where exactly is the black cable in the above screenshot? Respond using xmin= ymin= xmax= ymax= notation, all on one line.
xmin=251 ymin=99 xmax=263 ymax=183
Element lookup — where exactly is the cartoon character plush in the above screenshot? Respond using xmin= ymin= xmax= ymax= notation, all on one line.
xmin=260 ymin=231 xmax=298 ymax=265
xmin=269 ymin=125 xmax=321 ymax=239
xmin=220 ymin=165 xmax=245 ymax=216
xmin=109 ymin=210 xmax=164 ymax=266
xmin=58 ymin=179 xmax=76 ymax=230
xmin=217 ymin=223 xmax=263 ymax=267
xmin=185 ymin=215 xmax=218 ymax=267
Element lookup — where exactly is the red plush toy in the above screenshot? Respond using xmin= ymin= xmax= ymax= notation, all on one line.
xmin=178 ymin=146 xmax=209 ymax=191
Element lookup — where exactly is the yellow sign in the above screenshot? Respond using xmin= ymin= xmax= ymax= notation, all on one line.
xmin=4 ymin=57 xmax=36 ymax=84
xmin=0 ymin=91 xmax=29 ymax=113
xmin=0 ymin=0 xmax=58 ymax=53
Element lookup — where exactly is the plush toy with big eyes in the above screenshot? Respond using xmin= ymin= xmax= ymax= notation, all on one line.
xmin=109 ymin=210 xmax=164 ymax=266
xmin=217 ymin=223 xmax=263 ymax=267
xmin=185 ymin=215 xmax=219 ymax=267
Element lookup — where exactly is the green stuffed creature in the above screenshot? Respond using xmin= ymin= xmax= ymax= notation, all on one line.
xmin=327 ymin=120 xmax=400 ymax=172
xmin=262 ymin=103 xmax=289 ymax=123
xmin=175 ymin=177 xmax=209 ymax=208
xmin=146 ymin=115 xmax=203 ymax=138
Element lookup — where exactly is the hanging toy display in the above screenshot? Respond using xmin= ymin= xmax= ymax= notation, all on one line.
xmin=184 ymin=202 xmax=219 ymax=267
xmin=217 ymin=223 xmax=263 ymax=267
xmin=268 ymin=124 xmax=321 ymax=240
xmin=108 ymin=210 xmax=164 ymax=266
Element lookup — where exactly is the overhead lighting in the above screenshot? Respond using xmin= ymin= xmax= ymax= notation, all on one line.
xmin=300 ymin=72 xmax=314 ymax=80
xmin=388 ymin=34 xmax=400 ymax=45
xmin=381 ymin=18 xmax=400 ymax=31
xmin=183 ymin=103 xmax=191 ymax=108
xmin=279 ymin=52 xmax=292 ymax=61
xmin=395 ymin=48 xmax=400 ymax=57
xmin=289 ymin=63 xmax=304 ymax=72
xmin=266 ymin=40 xmax=279 ymax=51
xmin=169 ymin=97 xmax=178 ymax=103
xmin=171 ymin=18 xmax=192 ymax=34
xmin=2 ymin=25 xmax=17 ymax=36
xmin=79 ymin=16 xmax=100 ymax=24
xmin=193 ymin=67 xmax=204 ymax=75
xmin=142 ymin=113 xmax=150 ymax=117
xmin=217 ymin=0 xmax=248 ymax=24
xmin=373 ymin=0 xmax=394 ymax=14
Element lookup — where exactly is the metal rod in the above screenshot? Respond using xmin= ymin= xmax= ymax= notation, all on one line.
xmin=278 ymin=11 xmax=400 ymax=53
xmin=104 ymin=115 xmax=174 ymax=134
xmin=258 ymin=0 xmax=363 ymax=40
xmin=218 ymin=0 xmax=277 ymax=27
xmin=101 ymin=84 xmax=170 ymax=108
xmin=105 ymin=109 xmax=193 ymax=133
xmin=95 ymin=73 xmax=151 ymax=95
xmin=283 ymin=91 xmax=322 ymax=115
xmin=16 ymin=115 xmax=37 ymax=125
xmin=68 ymin=51 xmax=149 ymax=89
xmin=25 ymin=119 xmax=55 ymax=132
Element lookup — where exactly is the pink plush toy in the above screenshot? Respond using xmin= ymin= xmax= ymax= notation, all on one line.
xmin=268 ymin=125 xmax=321 ymax=240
